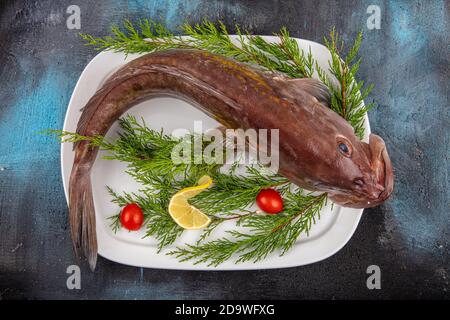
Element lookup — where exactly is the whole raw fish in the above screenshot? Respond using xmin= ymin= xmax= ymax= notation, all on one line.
xmin=70 ymin=50 xmax=394 ymax=269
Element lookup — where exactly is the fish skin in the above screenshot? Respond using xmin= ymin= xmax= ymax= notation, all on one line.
xmin=70 ymin=49 xmax=394 ymax=270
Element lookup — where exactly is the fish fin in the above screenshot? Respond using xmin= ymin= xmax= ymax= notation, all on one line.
xmin=288 ymin=78 xmax=331 ymax=106
xmin=69 ymin=151 xmax=98 ymax=271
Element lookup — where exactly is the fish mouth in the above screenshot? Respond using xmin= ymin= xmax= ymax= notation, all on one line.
xmin=329 ymin=134 xmax=394 ymax=208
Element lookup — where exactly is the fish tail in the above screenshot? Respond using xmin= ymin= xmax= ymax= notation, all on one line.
xmin=69 ymin=147 xmax=97 ymax=271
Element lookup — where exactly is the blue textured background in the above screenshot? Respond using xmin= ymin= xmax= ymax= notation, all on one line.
xmin=0 ymin=0 xmax=449 ymax=299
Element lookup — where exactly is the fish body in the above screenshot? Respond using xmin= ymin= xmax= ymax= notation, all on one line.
xmin=70 ymin=49 xmax=393 ymax=269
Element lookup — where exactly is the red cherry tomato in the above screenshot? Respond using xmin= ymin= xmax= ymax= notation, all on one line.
xmin=120 ymin=203 xmax=144 ymax=231
xmin=256 ymin=189 xmax=283 ymax=214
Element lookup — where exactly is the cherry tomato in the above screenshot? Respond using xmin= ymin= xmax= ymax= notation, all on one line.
xmin=120 ymin=203 xmax=144 ymax=231
xmin=256 ymin=189 xmax=283 ymax=214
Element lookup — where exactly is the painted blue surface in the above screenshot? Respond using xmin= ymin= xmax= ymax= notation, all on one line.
xmin=368 ymin=0 xmax=449 ymax=255
xmin=0 ymin=0 xmax=448 ymax=299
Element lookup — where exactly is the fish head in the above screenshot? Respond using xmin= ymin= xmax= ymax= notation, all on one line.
xmin=318 ymin=123 xmax=394 ymax=208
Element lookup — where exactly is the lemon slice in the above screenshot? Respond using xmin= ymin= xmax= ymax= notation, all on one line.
xmin=168 ymin=175 xmax=213 ymax=229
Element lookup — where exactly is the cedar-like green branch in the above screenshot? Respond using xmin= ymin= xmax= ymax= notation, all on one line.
xmin=168 ymin=193 xmax=327 ymax=266
xmin=106 ymin=186 xmax=183 ymax=251
xmin=315 ymin=28 xmax=375 ymax=138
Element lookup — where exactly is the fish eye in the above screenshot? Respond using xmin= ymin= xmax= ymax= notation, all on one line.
xmin=336 ymin=136 xmax=353 ymax=157
xmin=339 ymin=143 xmax=349 ymax=154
